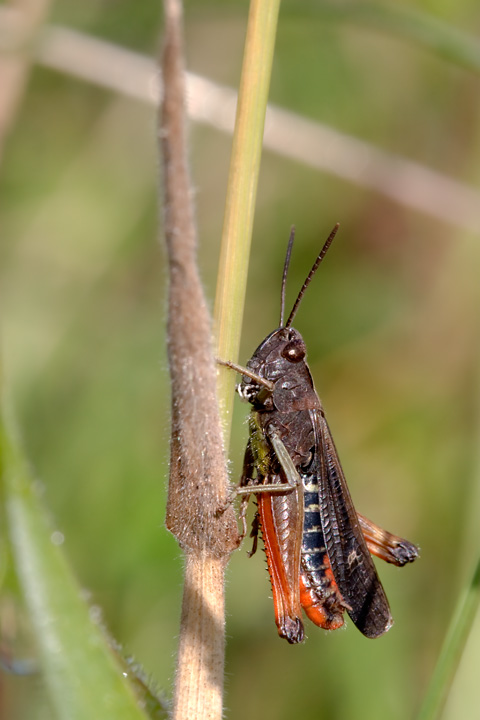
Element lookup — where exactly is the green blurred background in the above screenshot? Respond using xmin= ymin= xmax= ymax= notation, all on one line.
xmin=1 ymin=1 xmax=480 ymax=718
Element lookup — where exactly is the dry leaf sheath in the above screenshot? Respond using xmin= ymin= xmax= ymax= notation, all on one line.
xmin=160 ymin=0 xmax=239 ymax=717
xmin=161 ymin=0 xmax=238 ymax=557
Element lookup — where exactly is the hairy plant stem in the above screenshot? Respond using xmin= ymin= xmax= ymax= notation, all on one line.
xmin=160 ymin=1 xmax=240 ymax=718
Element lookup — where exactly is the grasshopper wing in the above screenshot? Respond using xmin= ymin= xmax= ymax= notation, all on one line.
xmin=314 ymin=410 xmax=393 ymax=638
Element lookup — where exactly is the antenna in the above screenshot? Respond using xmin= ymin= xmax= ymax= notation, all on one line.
xmin=284 ymin=223 xmax=340 ymax=329
xmin=279 ymin=226 xmax=296 ymax=327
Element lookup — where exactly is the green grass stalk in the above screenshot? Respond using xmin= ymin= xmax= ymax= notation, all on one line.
xmin=214 ymin=0 xmax=282 ymax=448
xmin=417 ymin=557 xmax=480 ymax=720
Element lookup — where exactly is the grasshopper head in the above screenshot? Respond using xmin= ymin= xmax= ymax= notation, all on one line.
xmin=239 ymin=327 xmax=315 ymax=412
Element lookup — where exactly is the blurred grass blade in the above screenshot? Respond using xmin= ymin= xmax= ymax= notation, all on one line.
xmin=0 ymin=405 xmax=151 ymax=720
xmin=118 ymin=656 xmax=169 ymax=720
xmin=417 ymin=557 xmax=480 ymax=720
xmin=306 ymin=1 xmax=480 ymax=74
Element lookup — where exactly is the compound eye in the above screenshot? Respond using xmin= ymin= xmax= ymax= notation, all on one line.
xmin=281 ymin=341 xmax=305 ymax=363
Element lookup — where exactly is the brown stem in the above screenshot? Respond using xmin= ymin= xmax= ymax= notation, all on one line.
xmin=160 ymin=0 xmax=240 ymax=718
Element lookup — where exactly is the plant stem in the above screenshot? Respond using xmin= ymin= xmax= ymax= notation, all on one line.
xmin=172 ymin=553 xmax=228 ymax=720
xmin=214 ymin=0 xmax=282 ymax=449
xmin=160 ymin=1 xmax=240 ymax=719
